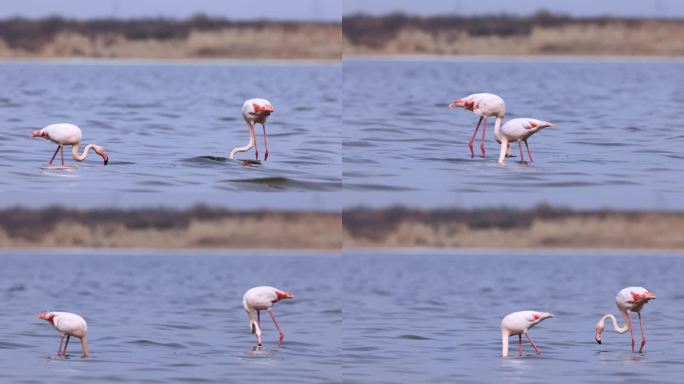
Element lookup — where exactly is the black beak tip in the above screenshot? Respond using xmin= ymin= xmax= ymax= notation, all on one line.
xmin=104 ymin=159 xmax=109 ymax=166
xmin=596 ymin=339 xmax=601 ymax=344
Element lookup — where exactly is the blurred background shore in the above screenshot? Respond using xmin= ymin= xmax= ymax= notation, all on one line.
xmin=2 ymin=205 xmax=683 ymax=250
xmin=0 ymin=16 xmax=341 ymax=60
xmin=344 ymin=12 xmax=684 ymax=57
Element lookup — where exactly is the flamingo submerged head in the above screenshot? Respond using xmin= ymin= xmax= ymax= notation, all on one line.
xmin=230 ymin=99 xmax=275 ymax=161
xmin=594 ymin=287 xmax=655 ymax=352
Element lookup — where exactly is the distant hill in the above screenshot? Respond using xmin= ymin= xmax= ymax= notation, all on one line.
xmin=0 ymin=15 xmax=341 ymax=59
xmin=344 ymin=12 xmax=684 ymax=56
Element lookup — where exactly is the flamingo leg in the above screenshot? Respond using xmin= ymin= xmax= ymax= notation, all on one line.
xmin=638 ymin=312 xmax=647 ymax=353
xmin=48 ymin=145 xmax=60 ymax=165
xmin=480 ymin=118 xmax=487 ymax=158
xmin=63 ymin=335 xmax=70 ymax=355
xmin=627 ymin=312 xmax=635 ymax=352
xmin=57 ymin=335 xmax=65 ymax=356
xmin=524 ymin=140 xmax=534 ymax=163
xmin=60 ymin=146 xmax=65 ymax=166
xmin=268 ymin=309 xmax=285 ymax=346
xmin=525 ymin=332 xmax=541 ymax=355
xmin=518 ymin=141 xmax=526 ymax=164
xmin=468 ymin=116 xmax=484 ymax=158
xmin=262 ymin=123 xmax=269 ymax=161
xmin=518 ymin=334 xmax=523 ymax=356
xmin=257 ymin=310 xmax=261 ymax=329
xmin=247 ymin=123 xmax=258 ymax=160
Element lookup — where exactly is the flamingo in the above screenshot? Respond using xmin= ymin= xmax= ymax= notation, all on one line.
xmin=229 ymin=98 xmax=275 ymax=161
xmin=501 ymin=311 xmax=554 ymax=357
xmin=495 ymin=118 xmax=553 ymax=164
xmin=31 ymin=123 xmax=109 ymax=166
xmin=449 ymin=93 xmax=505 ymax=158
xmin=595 ymin=287 xmax=656 ymax=353
xmin=37 ymin=311 xmax=89 ymax=357
xmin=243 ymin=286 xmax=293 ymax=346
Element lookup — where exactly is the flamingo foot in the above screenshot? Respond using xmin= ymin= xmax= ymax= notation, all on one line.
xmin=468 ymin=143 xmax=475 ymax=158
xmin=264 ymin=151 xmax=269 ymax=161
xmin=518 ymin=161 xmax=528 ymax=165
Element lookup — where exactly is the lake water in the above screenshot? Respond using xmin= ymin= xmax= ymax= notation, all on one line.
xmin=0 ymin=61 xmax=341 ymax=197
xmin=344 ymin=251 xmax=684 ymax=384
xmin=343 ymin=58 xmax=684 ymax=209
xmin=0 ymin=251 xmax=341 ymax=383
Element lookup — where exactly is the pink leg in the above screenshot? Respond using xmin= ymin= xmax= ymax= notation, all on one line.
xmin=262 ymin=124 xmax=269 ymax=161
xmin=524 ymin=140 xmax=534 ymax=163
xmin=627 ymin=312 xmax=635 ymax=352
xmin=57 ymin=335 xmax=65 ymax=356
xmin=518 ymin=141 xmax=526 ymax=164
xmin=468 ymin=116 xmax=484 ymax=158
xmin=60 ymin=146 xmax=65 ymax=166
xmin=525 ymin=332 xmax=541 ymax=355
xmin=48 ymin=146 xmax=60 ymax=165
xmin=269 ymin=309 xmax=285 ymax=346
xmin=480 ymin=117 xmax=487 ymax=158
xmin=638 ymin=312 xmax=646 ymax=353
xmin=518 ymin=334 xmax=523 ymax=356
xmin=63 ymin=335 xmax=70 ymax=355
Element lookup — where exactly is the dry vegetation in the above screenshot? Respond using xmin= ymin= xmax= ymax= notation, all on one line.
xmin=344 ymin=12 xmax=684 ymax=56
xmin=2 ymin=206 xmax=684 ymax=250
xmin=0 ymin=16 xmax=341 ymax=60
xmin=343 ymin=206 xmax=684 ymax=250
xmin=0 ymin=207 xmax=340 ymax=249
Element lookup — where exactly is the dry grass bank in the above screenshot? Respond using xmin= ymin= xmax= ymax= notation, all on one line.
xmin=0 ymin=16 xmax=341 ymax=60
xmin=0 ymin=207 xmax=340 ymax=250
xmin=343 ymin=206 xmax=684 ymax=249
xmin=344 ymin=13 xmax=684 ymax=56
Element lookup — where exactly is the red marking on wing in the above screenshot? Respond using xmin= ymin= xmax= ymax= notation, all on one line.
xmin=528 ymin=121 xmax=538 ymax=128
xmin=253 ymin=103 xmax=263 ymax=113
xmin=533 ymin=314 xmax=540 ymax=320
xmin=631 ymin=292 xmax=643 ymax=301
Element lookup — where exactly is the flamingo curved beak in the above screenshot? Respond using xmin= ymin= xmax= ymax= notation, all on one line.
xmin=102 ymin=152 xmax=109 ymax=166
xmin=449 ymin=99 xmax=465 ymax=109
xmin=595 ymin=329 xmax=602 ymax=344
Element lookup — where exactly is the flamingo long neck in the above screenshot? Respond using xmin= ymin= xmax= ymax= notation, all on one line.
xmin=80 ymin=336 xmax=89 ymax=357
xmin=601 ymin=311 xmax=631 ymax=334
xmin=493 ymin=116 xmax=503 ymax=140
xmin=71 ymin=143 xmax=98 ymax=162
xmin=501 ymin=329 xmax=510 ymax=357
xmin=229 ymin=123 xmax=255 ymax=160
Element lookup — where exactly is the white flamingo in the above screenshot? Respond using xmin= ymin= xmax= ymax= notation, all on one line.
xmin=501 ymin=311 xmax=554 ymax=357
xmin=229 ymin=98 xmax=275 ymax=161
xmin=37 ymin=311 xmax=89 ymax=357
xmin=31 ymin=123 xmax=109 ymax=166
xmin=243 ymin=286 xmax=293 ymax=346
xmin=595 ymin=287 xmax=656 ymax=353
xmin=449 ymin=93 xmax=505 ymax=158
xmin=495 ymin=118 xmax=553 ymax=164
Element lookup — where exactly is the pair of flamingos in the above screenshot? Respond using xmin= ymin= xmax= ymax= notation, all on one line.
xmin=502 ymin=286 xmax=656 ymax=357
xmin=31 ymin=98 xmax=274 ymax=166
xmin=37 ymin=285 xmax=292 ymax=357
xmin=449 ymin=92 xmax=553 ymax=164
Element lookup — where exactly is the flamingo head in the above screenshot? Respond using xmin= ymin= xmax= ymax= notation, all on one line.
xmin=274 ymin=290 xmax=294 ymax=302
xmin=93 ymin=145 xmax=109 ymax=165
xmin=539 ymin=121 xmax=553 ymax=129
xmin=37 ymin=312 xmax=55 ymax=324
xmin=529 ymin=312 xmax=554 ymax=326
xmin=253 ymin=102 xmax=275 ymax=116
xmin=31 ymin=130 xmax=49 ymax=139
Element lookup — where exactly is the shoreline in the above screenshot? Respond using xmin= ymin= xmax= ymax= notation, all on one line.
xmin=343 ymin=54 xmax=684 ymax=62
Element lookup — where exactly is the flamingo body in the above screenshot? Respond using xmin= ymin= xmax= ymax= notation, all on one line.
xmin=449 ymin=93 xmax=505 ymax=158
xmin=229 ymin=98 xmax=275 ymax=161
xmin=501 ymin=310 xmax=554 ymax=357
xmin=31 ymin=123 xmax=109 ymax=165
xmin=495 ymin=118 xmax=553 ymax=164
xmin=37 ymin=311 xmax=89 ymax=357
xmin=595 ymin=287 xmax=655 ymax=352
xmin=242 ymin=286 xmax=293 ymax=346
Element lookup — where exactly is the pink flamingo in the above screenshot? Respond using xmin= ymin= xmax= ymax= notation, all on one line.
xmin=501 ymin=311 xmax=554 ymax=357
xmin=595 ymin=287 xmax=656 ymax=353
xmin=37 ymin=311 xmax=89 ymax=357
xmin=449 ymin=93 xmax=505 ymax=158
xmin=243 ymin=286 xmax=294 ymax=346
xmin=32 ymin=123 xmax=109 ymax=166
xmin=495 ymin=118 xmax=553 ymax=164
xmin=229 ymin=98 xmax=275 ymax=161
